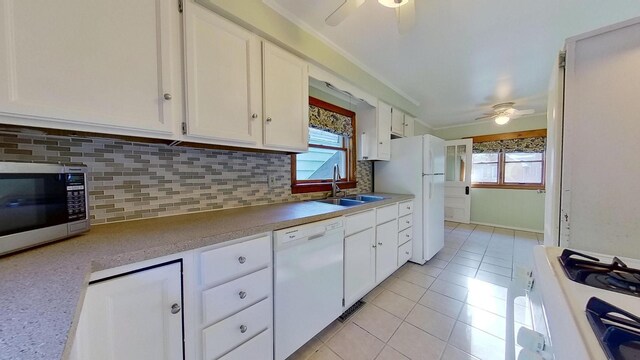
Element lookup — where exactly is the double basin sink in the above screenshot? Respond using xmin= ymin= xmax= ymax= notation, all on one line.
xmin=315 ymin=195 xmax=385 ymax=207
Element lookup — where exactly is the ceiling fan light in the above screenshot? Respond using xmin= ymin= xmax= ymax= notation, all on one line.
xmin=378 ymin=0 xmax=408 ymax=8
xmin=495 ymin=115 xmax=510 ymax=125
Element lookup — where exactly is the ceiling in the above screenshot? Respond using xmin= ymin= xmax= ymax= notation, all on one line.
xmin=265 ymin=0 xmax=640 ymax=127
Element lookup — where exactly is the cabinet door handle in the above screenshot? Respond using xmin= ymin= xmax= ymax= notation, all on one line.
xmin=405 ymin=251 xmax=410 ymax=255
xmin=251 ymin=113 xmax=258 ymax=119
xmin=266 ymin=117 xmax=272 ymax=123
xmin=240 ymin=325 xmax=248 ymax=333
xmin=378 ymin=242 xmax=383 ymax=246
xmin=372 ymin=244 xmax=377 ymax=248
xmin=379 ymin=142 xmax=383 ymax=145
xmin=170 ymin=303 xmax=181 ymax=314
xmin=238 ymin=256 xmax=246 ymax=264
xmin=406 ymin=220 xmax=410 ymax=224
xmin=163 ymin=93 xmax=172 ymax=100
xmin=406 ymin=234 xmax=410 ymax=238
xmin=239 ymin=291 xmax=247 ymax=299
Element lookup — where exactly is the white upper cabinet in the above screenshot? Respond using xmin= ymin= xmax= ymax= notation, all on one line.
xmin=262 ymin=42 xmax=309 ymax=152
xmin=377 ymin=101 xmax=392 ymax=160
xmin=404 ymin=115 xmax=415 ymax=137
xmin=391 ymin=108 xmax=405 ymax=136
xmin=0 ymin=0 xmax=179 ymax=137
xmin=183 ymin=2 xmax=261 ymax=146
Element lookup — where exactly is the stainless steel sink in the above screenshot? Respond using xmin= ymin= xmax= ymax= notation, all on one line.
xmin=344 ymin=195 xmax=384 ymax=202
xmin=315 ymin=198 xmax=365 ymax=207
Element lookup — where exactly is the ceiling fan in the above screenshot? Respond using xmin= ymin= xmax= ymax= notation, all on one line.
xmin=475 ymin=102 xmax=535 ymax=125
xmin=326 ymin=0 xmax=415 ymax=35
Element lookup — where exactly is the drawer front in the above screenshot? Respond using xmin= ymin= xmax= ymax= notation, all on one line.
xmin=203 ymin=298 xmax=271 ymax=360
xmin=398 ymin=227 xmax=413 ymax=246
xmin=201 ymin=235 xmax=271 ymax=288
xmin=345 ymin=209 xmax=375 ymax=236
xmin=398 ymin=214 xmax=413 ymax=231
xmin=219 ymin=328 xmax=273 ymax=360
xmin=398 ymin=200 xmax=414 ymax=217
xmin=203 ymin=267 xmax=271 ymax=326
xmin=376 ymin=203 xmax=398 ymax=225
xmin=398 ymin=240 xmax=412 ymax=266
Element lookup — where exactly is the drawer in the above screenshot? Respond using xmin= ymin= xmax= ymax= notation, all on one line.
xmin=203 ymin=297 xmax=271 ymax=360
xmin=398 ymin=200 xmax=414 ymax=217
xmin=398 ymin=214 xmax=413 ymax=231
xmin=345 ymin=209 xmax=375 ymax=236
xmin=376 ymin=203 xmax=398 ymax=224
xmin=201 ymin=235 xmax=271 ymax=288
xmin=398 ymin=240 xmax=412 ymax=266
xmin=203 ymin=267 xmax=271 ymax=326
xmin=398 ymin=227 xmax=413 ymax=246
xmin=219 ymin=328 xmax=273 ymax=360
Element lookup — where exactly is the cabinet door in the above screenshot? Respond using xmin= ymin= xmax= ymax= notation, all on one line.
xmin=0 ymin=0 xmax=177 ymax=136
xmin=377 ymin=101 xmax=392 ymax=160
xmin=344 ymin=228 xmax=376 ymax=308
xmin=184 ymin=3 xmax=261 ymax=145
xmin=262 ymin=42 xmax=309 ymax=152
xmin=404 ymin=115 xmax=415 ymax=137
xmin=391 ymin=108 xmax=405 ymax=136
xmin=71 ymin=262 xmax=183 ymax=360
xmin=375 ymin=220 xmax=399 ymax=283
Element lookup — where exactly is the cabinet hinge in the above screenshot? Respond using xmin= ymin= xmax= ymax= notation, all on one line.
xmin=342 ymin=298 xmax=345 ymax=307
xmin=181 ymin=122 xmax=187 ymax=134
xmin=559 ymin=51 xmax=566 ymax=68
xmin=178 ymin=0 xmax=183 ymax=13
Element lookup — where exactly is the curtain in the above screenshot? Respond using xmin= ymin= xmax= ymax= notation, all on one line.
xmin=309 ymin=104 xmax=353 ymax=137
xmin=473 ymin=137 xmax=546 ymax=153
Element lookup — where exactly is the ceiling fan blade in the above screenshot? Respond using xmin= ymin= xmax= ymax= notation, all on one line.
xmin=396 ymin=0 xmax=415 ymax=35
xmin=475 ymin=114 xmax=496 ymax=121
xmin=514 ymin=109 xmax=535 ymax=115
xmin=326 ymin=0 xmax=366 ymax=26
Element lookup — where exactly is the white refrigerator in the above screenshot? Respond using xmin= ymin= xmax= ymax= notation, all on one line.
xmin=374 ymin=135 xmax=445 ymax=264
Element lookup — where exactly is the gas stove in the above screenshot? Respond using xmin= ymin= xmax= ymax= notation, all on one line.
xmin=515 ymin=246 xmax=640 ymax=360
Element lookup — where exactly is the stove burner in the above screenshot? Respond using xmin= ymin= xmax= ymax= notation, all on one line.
xmin=586 ymin=297 xmax=640 ymax=360
xmin=558 ymin=249 xmax=640 ymax=297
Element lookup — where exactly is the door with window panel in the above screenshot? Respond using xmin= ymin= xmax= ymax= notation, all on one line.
xmin=444 ymin=139 xmax=472 ymax=223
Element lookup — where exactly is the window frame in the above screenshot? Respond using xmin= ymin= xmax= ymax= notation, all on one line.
xmin=470 ymin=130 xmax=546 ymax=190
xmin=291 ymin=97 xmax=357 ymax=194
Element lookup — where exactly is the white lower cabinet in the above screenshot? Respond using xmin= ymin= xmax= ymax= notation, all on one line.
xmin=375 ymin=220 xmax=399 ymax=282
xmin=344 ymin=228 xmax=376 ymax=308
xmin=70 ymin=261 xmax=183 ymax=360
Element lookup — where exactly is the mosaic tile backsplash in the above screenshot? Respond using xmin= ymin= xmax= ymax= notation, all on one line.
xmin=0 ymin=131 xmax=373 ymax=224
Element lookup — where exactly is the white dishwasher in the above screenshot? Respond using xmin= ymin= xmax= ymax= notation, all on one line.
xmin=273 ymin=217 xmax=344 ymax=360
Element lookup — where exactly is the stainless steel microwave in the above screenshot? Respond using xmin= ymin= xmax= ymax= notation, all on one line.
xmin=0 ymin=162 xmax=90 ymax=256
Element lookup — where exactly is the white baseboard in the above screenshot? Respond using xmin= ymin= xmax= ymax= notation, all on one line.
xmin=470 ymin=221 xmax=543 ymax=234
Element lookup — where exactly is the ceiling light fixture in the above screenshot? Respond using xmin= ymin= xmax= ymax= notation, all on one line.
xmin=495 ymin=115 xmax=510 ymax=125
xmin=378 ymin=0 xmax=408 ymax=8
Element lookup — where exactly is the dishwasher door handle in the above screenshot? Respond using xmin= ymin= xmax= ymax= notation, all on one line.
xmin=307 ymin=232 xmax=327 ymax=241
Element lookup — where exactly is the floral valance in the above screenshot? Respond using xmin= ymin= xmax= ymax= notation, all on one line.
xmin=309 ymin=104 xmax=353 ymax=137
xmin=473 ymin=136 xmax=546 ymax=153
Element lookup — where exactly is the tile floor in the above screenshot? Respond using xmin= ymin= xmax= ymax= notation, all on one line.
xmin=287 ymin=222 xmax=543 ymax=360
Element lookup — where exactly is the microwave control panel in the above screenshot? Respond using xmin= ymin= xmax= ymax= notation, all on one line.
xmin=66 ymin=173 xmax=87 ymax=221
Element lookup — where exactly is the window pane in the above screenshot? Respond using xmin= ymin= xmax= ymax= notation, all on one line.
xmin=445 ymin=146 xmax=456 ymax=181
xmin=505 ymin=152 xmax=543 ymax=162
xmin=472 ymin=153 xmax=499 ymax=163
xmin=471 ymin=163 xmax=498 ymax=183
xmin=504 ymin=162 xmax=543 ymax=183
xmin=296 ymin=148 xmax=346 ymax=180
xmin=309 ymin=128 xmax=344 ymax=147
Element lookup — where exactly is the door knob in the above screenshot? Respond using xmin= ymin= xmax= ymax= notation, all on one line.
xmin=238 ymin=256 xmax=246 ymax=264
xmin=170 ymin=303 xmax=181 ymax=314
xmin=240 ymin=325 xmax=248 ymax=333
xmin=239 ymin=291 xmax=247 ymax=299
xmin=465 ymin=186 xmax=470 ymax=195
xmin=163 ymin=93 xmax=172 ymax=100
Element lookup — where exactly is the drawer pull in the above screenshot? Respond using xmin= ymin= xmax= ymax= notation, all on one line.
xmin=240 ymin=325 xmax=248 ymax=333
xmin=406 ymin=206 xmax=411 ymax=210
xmin=239 ymin=291 xmax=247 ymax=299
xmin=406 ymin=234 xmax=410 ymax=238
xmin=378 ymin=242 xmax=383 ymax=246
xmin=405 ymin=251 xmax=410 ymax=255
xmin=238 ymin=256 xmax=246 ymax=264
xmin=406 ymin=220 xmax=410 ymax=224
xmin=170 ymin=303 xmax=181 ymax=314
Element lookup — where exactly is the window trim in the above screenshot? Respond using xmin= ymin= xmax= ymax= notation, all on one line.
xmin=291 ymin=97 xmax=357 ymax=194
xmin=470 ymin=129 xmax=546 ymax=190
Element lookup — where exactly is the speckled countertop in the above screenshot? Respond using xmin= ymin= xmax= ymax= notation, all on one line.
xmin=0 ymin=193 xmax=413 ymax=360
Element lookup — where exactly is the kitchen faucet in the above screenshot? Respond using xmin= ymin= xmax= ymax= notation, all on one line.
xmin=331 ymin=164 xmax=343 ymax=198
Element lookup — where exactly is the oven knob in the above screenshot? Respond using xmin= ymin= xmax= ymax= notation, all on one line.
xmin=517 ymin=348 xmax=547 ymax=360
xmin=517 ymin=327 xmax=546 ymax=352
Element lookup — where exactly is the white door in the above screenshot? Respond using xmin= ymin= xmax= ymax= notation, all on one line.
xmin=262 ymin=42 xmax=309 ymax=152
xmin=375 ymin=220 xmax=399 ymax=282
xmin=391 ymin=108 xmax=405 ymax=136
xmin=344 ymin=228 xmax=376 ymax=308
xmin=184 ymin=2 xmax=261 ymax=145
xmin=404 ymin=115 xmax=415 ymax=137
xmin=71 ymin=262 xmax=183 ymax=360
xmin=444 ymin=139 xmax=472 ymax=223
xmin=0 ymin=0 xmax=177 ymax=136
xmin=377 ymin=101 xmax=392 ymax=160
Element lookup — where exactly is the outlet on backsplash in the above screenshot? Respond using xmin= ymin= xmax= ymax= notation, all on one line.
xmin=268 ymin=175 xmax=277 ymax=189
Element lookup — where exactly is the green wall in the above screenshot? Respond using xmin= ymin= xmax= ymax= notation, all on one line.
xmin=196 ymin=0 xmax=418 ymax=116
xmin=434 ymin=115 xmax=547 ymax=232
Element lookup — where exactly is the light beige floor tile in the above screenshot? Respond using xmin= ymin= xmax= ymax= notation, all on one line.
xmin=466 ymin=280 xmax=508 ymax=301
xmin=379 ymin=276 xmax=397 ymax=289
xmin=449 ymin=322 xmax=506 ymax=360
xmin=450 ymin=256 xmax=481 ymax=269
xmin=459 ymin=244 xmax=486 ymax=255
xmin=437 ymin=270 xmax=475 ymax=288
xmin=363 ymin=285 xmax=385 ymax=302
xmin=425 ymin=258 xmax=449 ymax=269
xmin=479 ymin=263 xmax=512 ymax=277
xmin=385 ymin=278 xmax=427 ymax=302
xmin=440 ymin=345 xmax=481 ymax=360
xmin=371 ymin=290 xmax=416 ymax=319
xmin=317 ymin=320 xmax=345 ymax=343
xmin=416 ymin=264 xmax=443 ymax=277
xmin=352 ymin=304 xmax=403 ymax=342
xmin=388 ymin=322 xmax=446 ymax=360
xmin=475 ymin=270 xmax=512 ymax=288
xmin=445 ymin=262 xmax=479 ymax=277
xmin=465 ymin=292 xmax=507 ymax=318
xmin=405 ymin=303 xmax=456 ymax=341
xmin=481 ymin=256 xmax=512 ymax=269
xmin=308 ymin=346 xmax=342 ymax=360
xmin=287 ymin=336 xmax=323 ymax=360
xmin=430 ymin=279 xmax=469 ymax=302
xmin=327 ymin=322 xmax=385 ymax=360
xmin=375 ymin=345 xmax=410 ymax=360
xmin=435 ymin=252 xmax=455 ymax=262
xmin=483 ymin=251 xmax=512 ymax=261
xmin=458 ymin=304 xmax=507 ymax=339
xmin=455 ymin=250 xmax=484 ymax=262
xmin=418 ymin=290 xmax=464 ymax=318
xmin=397 ymin=269 xmax=436 ymax=289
